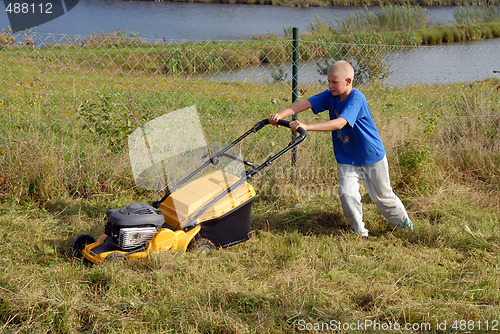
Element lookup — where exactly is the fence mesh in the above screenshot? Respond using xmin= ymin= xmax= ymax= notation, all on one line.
xmin=0 ymin=32 xmax=498 ymax=198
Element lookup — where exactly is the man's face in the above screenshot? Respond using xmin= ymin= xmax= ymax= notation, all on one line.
xmin=327 ymin=72 xmax=349 ymax=97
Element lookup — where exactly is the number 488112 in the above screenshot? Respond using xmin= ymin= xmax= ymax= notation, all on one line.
xmin=451 ymin=320 xmax=498 ymax=331
xmin=5 ymin=2 xmax=53 ymax=14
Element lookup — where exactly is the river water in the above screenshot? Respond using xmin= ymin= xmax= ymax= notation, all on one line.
xmin=207 ymin=39 xmax=500 ymax=86
xmin=1 ymin=0 xmax=459 ymax=40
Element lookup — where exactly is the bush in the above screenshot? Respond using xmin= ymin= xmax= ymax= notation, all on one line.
xmin=0 ymin=33 xmax=14 ymax=47
xmin=442 ymin=29 xmax=454 ymax=43
xmin=78 ymin=91 xmax=140 ymax=153
xmin=395 ymin=139 xmax=433 ymax=193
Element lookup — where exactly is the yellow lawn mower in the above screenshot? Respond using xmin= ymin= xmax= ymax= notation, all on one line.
xmin=70 ymin=119 xmax=306 ymax=264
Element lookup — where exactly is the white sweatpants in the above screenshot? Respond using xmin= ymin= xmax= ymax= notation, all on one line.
xmin=338 ymin=156 xmax=408 ymax=237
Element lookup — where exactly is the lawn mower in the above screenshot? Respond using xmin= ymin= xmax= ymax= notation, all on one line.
xmin=70 ymin=118 xmax=306 ymax=264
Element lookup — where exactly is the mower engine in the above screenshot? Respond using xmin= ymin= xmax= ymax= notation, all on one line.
xmin=105 ymin=203 xmax=165 ymax=250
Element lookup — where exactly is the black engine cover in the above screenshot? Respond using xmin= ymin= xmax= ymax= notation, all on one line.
xmin=105 ymin=203 xmax=164 ymax=241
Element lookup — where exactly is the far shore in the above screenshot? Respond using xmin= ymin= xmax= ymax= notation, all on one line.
xmin=128 ymin=0 xmax=488 ymax=8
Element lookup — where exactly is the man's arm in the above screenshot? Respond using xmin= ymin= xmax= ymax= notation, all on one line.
xmin=290 ymin=117 xmax=347 ymax=132
xmin=269 ymin=100 xmax=312 ymax=124
xmin=270 ymin=99 xmax=347 ymax=133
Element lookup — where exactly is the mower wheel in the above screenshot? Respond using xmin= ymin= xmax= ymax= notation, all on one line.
xmin=104 ymin=252 xmax=127 ymax=264
xmin=70 ymin=233 xmax=95 ymax=258
xmin=188 ymin=238 xmax=216 ymax=254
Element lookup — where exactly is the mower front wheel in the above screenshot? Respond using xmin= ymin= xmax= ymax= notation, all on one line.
xmin=188 ymin=238 xmax=216 ymax=254
xmin=70 ymin=233 xmax=95 ymax=258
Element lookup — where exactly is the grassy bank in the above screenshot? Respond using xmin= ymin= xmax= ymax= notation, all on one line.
xmin=306 ymin=4 xmax=500 ymax=45
xmin=0 ymin=37 xmax=499 ymax=332
xmin=307 ymin=20 xmax=500 ymax=45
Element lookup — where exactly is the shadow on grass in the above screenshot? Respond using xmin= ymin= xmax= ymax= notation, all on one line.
xmin=251 ymin=205 xmax=418 ymax=240
xmin=251 ymin=208 xmax=350 ymax=236
xmin=43 ymin=200 xmax=111 ymax=258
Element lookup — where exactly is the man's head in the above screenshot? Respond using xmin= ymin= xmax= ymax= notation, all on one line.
xmin=327 ymin=61 xmax=354 ymax=101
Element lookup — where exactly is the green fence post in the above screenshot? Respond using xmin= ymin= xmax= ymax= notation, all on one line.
xmin=292 ymin=26 xmax=299 ymax=167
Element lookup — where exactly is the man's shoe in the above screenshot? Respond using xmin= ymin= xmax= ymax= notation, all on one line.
xmin=397 ymin=217 xmax=413 ymax=232
xmin=350 ymin=229 xmax=370 ymax=241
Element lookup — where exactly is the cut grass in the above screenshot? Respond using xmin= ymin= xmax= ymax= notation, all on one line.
xmin=1 ymin=127 xmax=498 ymax=333
xmin=0 ymin=183 xmax=498 ymax=333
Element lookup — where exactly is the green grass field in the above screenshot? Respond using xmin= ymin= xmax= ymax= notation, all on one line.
xmin=0 ymin=34 xmax=499 ymax=333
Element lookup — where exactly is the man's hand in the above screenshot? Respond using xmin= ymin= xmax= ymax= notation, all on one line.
xmin=290 ymin=120 xmax=308 ymax=132
xmin=268 ymin=113 xmax=281 ymax=125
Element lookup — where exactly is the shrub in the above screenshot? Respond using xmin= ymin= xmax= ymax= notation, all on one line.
xmin=336 ymin=4 xmax=429 ymax=33
xmin=78 ymin=91 xmax=139 ymax=153
xmin=442 ymin=29 xmax=454 ymax=43
xmin=260 ymin=44 xmax=287 ymax=63
xmin=0 ymin=33 xmax=14 ymax=47
xmin=454 ymin=5 xmax=500 ymax=25
xmin=395 ymin=139 xmax=433 ymax=193
xmin=452 ymin=28 xmax=465 ymax=42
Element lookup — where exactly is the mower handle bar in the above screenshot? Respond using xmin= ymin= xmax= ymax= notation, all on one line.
xmin=152 ymin=118 xmax=306 ymax=209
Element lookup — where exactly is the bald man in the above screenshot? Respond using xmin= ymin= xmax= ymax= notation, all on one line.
xmin=269 ymin=60 xmax=413 ymax=239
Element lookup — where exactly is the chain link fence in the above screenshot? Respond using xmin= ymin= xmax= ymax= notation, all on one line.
xmin=0 ymin=32 xmax=498 ymax=200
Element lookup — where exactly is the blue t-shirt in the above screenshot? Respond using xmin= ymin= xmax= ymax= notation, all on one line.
xmin=308 ymin=88 xmax=385 ymax=166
